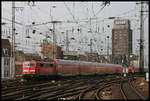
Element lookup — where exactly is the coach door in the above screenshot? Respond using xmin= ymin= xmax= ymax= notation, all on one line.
xmin=57 ymin=64 xmax=62 ymax=76
xmin=36 ymin=63 xmax=40 ymax=74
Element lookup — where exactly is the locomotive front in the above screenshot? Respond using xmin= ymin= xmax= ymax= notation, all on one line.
xmin=22 ymin=61 xmax=38 ymax=78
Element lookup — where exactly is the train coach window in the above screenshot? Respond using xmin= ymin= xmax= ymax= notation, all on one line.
xmin=50 ymin=64 xmax=53 ymax=67
xmin=41 ymin=63 xmax=53 ymax=68
xmin=40 ymin=63 xmax=44 ymax=67
xmin=24 ymin=63 xmax=35 ymax=67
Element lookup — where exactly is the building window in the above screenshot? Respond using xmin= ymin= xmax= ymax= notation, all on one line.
xmin=6 ymin=49 xmax=8 ymax=55
xmin=3 ymin=49 xmax=9 ymax=56
xmin=120 ymin=42 xmax=122 ymax=48
xmin=3 ymin=49 xmax=5 ymax=55
xmin=4 ymin=59 xmax=7 ymax=66
xmin=7 ymin=59 xmax=9 ymax=65
xmin=4 ymin=70 xmax=9 ymax=77
xmin=124 ymin=42 xmax=126 ymax=48
xmin=4 ymin=59 xmax=10 ymax=66
xmin=120 ymin=36 xmax=122 ymax=40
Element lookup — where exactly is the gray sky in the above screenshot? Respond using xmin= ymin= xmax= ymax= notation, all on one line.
xmin=2 ymin=1 xmax=149 ymax=58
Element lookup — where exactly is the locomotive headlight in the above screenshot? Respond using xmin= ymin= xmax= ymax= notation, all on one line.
xmin=24 ymin=70 xmax=29 ymax=72
xmin=30 ymin=70 xmax=35 ymax=72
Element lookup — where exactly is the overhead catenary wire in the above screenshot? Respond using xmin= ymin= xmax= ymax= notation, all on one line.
xmin=24 ymin=4 xmax=139 ymax=34
xmin=2 ymin=7 xmax=25 ymax=23
xmin=2 ymin=2 xmax=139 ymax=28
xmin=64 ymin=2 xmax=78 ymax=24
xmin=2 ymin=11 xmax=49 ymax=40
xmin=2 ymin=17 xmax=24 ymax=26
xmin=92 ymin=2 xmax=96 ymax=17
xmin=3 ymin=2 xmax=145 ymax=54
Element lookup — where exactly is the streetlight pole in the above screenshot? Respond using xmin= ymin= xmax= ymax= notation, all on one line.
xmin=101 ymin=49 xmax=103 ymax=62
xmin=12 ymin=1 xmax=15 ymax=78
xmin=139 ymin=1 xmax=144 ymax=73
xmin=66 ymin=30 xmax=69 ymax=52
xmin=52 ymin=21 xmax=56 ymax=59
xmin=51 ymin=21 xmax=61 ymax=59
xmin=90 ymin=39 xmax=93 ymax=54
xmin=49 ymin=5 xmax=58 ymax=60
xmin=107 ymin=36 xmax=109 ymax=61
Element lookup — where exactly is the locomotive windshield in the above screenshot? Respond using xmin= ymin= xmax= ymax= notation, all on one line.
xmin=24 ymin=62 xmax=35 ymax=67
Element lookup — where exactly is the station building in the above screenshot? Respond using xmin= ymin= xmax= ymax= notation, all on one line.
xmin=40 ymin=39 xmax=63 ymax=59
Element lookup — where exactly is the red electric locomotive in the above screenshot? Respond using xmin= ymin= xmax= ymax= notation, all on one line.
xmin=22 ymin=60 xmax=57 ymax=79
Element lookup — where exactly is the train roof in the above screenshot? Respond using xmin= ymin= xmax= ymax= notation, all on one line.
xmin=54 ymin=59 xmax=123 ymax=67
xmin=23 ymin=60 xmax=37 ymax=63
xmin=23 ymin=60 xmax=54 ymax=64
xmin=54 ymin=59 xmax=80 ymax=65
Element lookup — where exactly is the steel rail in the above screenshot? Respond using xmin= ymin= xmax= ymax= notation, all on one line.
xmin=31 ymin=78 xmax=100 ymax=100
xmin=94 ymin=79 xmax=123 ymax=100
xmin=120 ymin=77 xmax=146 ymax=100
xmin=16 ymin=77 xmax=97 ymax=100
xmin=128 ymin=79 xmax=146 ymax=100
xmin=78 ymin=76 xmax=123 ymax=100
xmin=120 ymin=81 xmax=128 ymax=100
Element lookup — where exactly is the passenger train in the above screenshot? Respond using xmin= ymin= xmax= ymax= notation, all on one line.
xmin=22 ymin=59 xmax=135 ymax=79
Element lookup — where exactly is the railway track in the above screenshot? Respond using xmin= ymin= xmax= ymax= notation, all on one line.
xmin=93 ymin=79 xmax=122 ymax=100
xmin=1 ymin=75 xmax=101 ymax=100
xmin=1 ymin=73 xmax=147 ymax=100
xmin=76 ymin=74 xmax=146 ymax=100
xmin=2 ymin=80 xmax=54 ymax=95
xmin=71 ymin=75 xmax=122 ymax=100
xmin=1 ymin=78 xmax=23 ymax=88
xmin=120 ymin=78 xmax=146 ymax=100
xmin=20 ymin=76 xmax=106 ymax=100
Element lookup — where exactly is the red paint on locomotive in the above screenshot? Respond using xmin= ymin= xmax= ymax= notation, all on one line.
xmin=128 ymin=65 xmax=135 ymax=73
xmin=22 ymin=60 xmax=57 ymax=78
xmin=22 ymin=61 xmax=37 ymax=74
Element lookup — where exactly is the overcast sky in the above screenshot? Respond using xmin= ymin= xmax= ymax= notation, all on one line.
xmin=2 ymin=1 xmax=149 ymax=59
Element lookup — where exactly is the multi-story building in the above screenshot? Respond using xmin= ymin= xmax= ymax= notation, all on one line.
xmin=85 ymin=52 xmax=99 ymax=62
xmin=63 ymin=51 xmax=79 ymax=60
xmin=15 ymin=50 xmax=25 ymax=76
xmin=41 ymin=39 xmax=63 ymax=59
xmin=1 ymin=39 xmax=13 ymax=79
xmin=112 ymin=19 xmax=132 ymax=63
